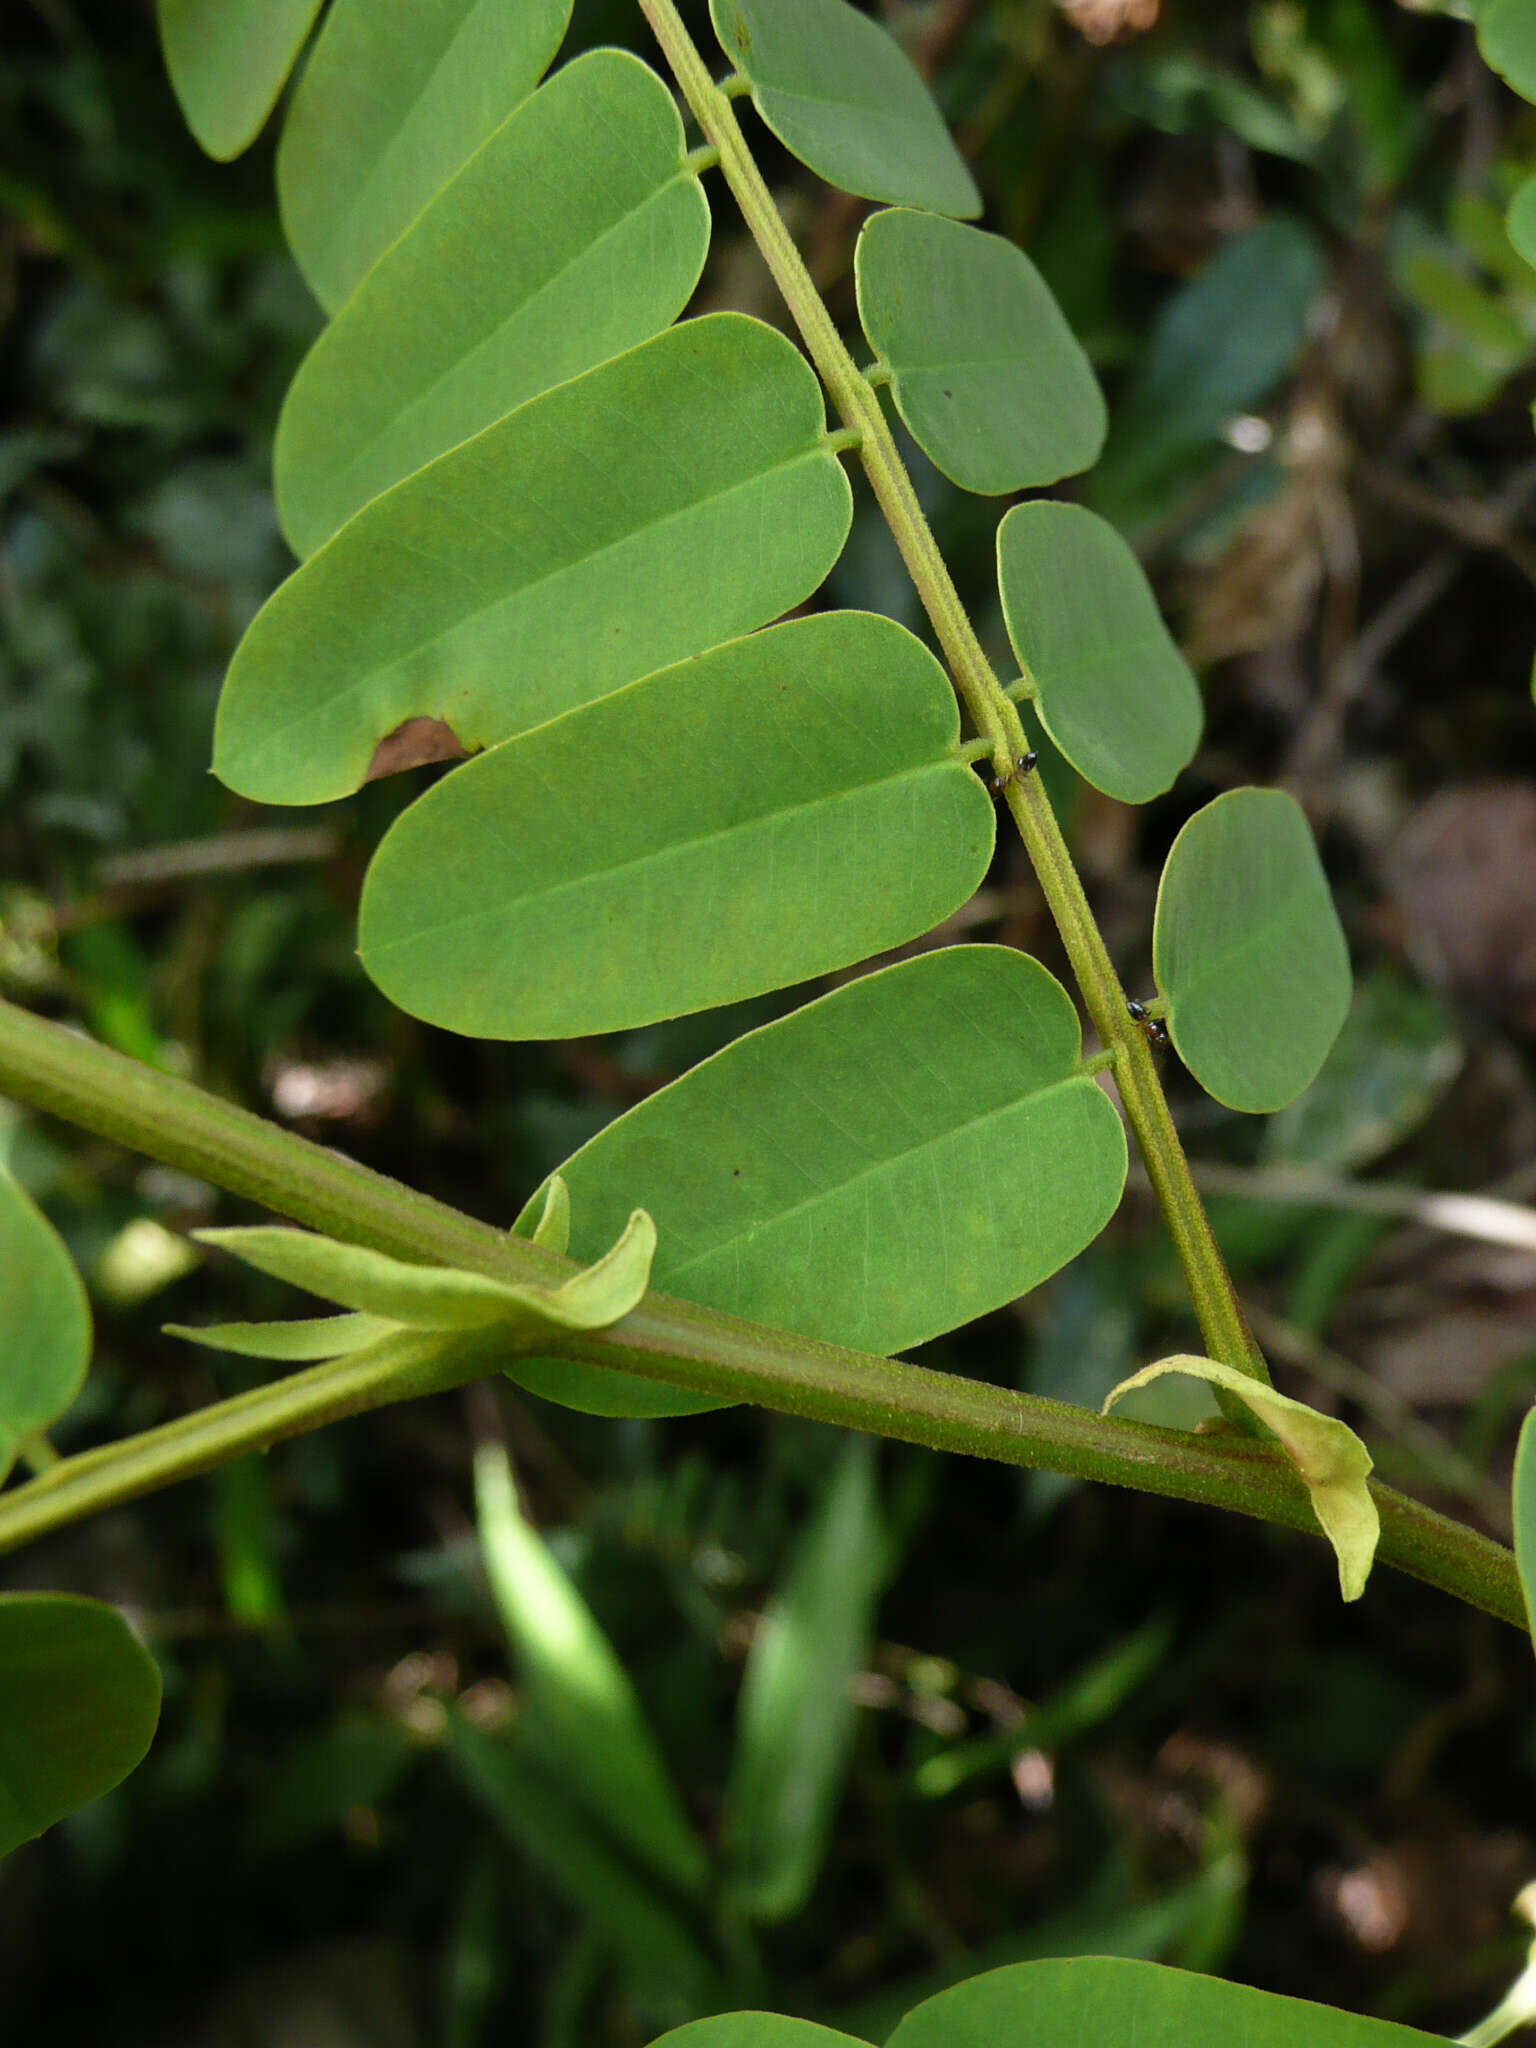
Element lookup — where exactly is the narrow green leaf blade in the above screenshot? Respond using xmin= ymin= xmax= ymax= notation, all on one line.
xmin=710 ymin=0 xmax=980 ymax=218
xmin=475 ymin=1441 xmax=707 ymax=1894
xmin=275 ymin=50 xmax=711 ymax=556
xmin=0 ymin=1166 xmax=91 ymax=1483
xmin=1103 ymin=1356 xmax=1378 ymax=1601
xmin=451 ymin=1718 xmax=719 ymax=2014
xmin=216 ymin=315 xmax=852 ymax=805
xmin=996 ymin=501 xmax=1202 ymax=804
xmin=163 ymin=1313 xmax=398 ymax=1361
xmin=1154 ymin=788 xmax=1351 ymax=1113
xmin=855 ymin=210 xmax=1105 ymax=495
xmin=508 ymin=945 xmax=1127 ymax=1416
xmin=358 ymin=612 xmax=994 ymax=1039
xmin=156 ymin=0 xmax=322 ymax=160
xmin=1479 ymin=0 xmax=1536 ymax=104
xmin=277 ymin=0 xmax=573 ymax=313
xmin=1514 ymin=1406 xmax=1536 ymax=1648
xmin=0 ymin=1594 xmax=162 ymax=1857
xmin=725 ymin=1437 xmax=885 ymax=1923
xmin=886 ymin=1958 xmax=1449 ymax=2047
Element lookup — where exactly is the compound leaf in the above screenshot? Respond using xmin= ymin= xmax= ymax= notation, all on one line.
xmin=156 ymin=0 xmax=322 ymax=160
xmin=0 ymin=1166 xmax=91 ymax=1485
xmin=275 ymin=50 xmax=710 ymax=555
xmin=996 ymin=501 xmax=1202 ymax=804
xmin=883 ymin=1958 xmax=1453 ymax=2047
xmin=0 ymin=1594 xmax=162 ymax=1857
xmin=1102 ymin=1356 xmax=1378 ymax=1601
xmin=1154 ymin=788 xmax=1351 ymax=1113
xmin=710 ymin=0 xmax=980 ymax=219
xmin=216 ymin=315 xmax=852 ymax=805
xmin=358 ymin=612 xmax=994 ymax=1040
xmin=507 ymin=945 xmax=1127 ymax=1416
xmin=277 ymin=0 xmax=573 ymax=312
xmin=855 ymin=209 xmax=1105 ymax=495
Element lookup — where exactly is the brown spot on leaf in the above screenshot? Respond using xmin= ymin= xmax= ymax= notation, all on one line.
xmin=365 ymin=717 xmax=471 ymax=783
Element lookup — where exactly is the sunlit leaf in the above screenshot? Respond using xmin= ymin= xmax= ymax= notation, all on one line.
xmin=216 ymin=315 xmax=852 ymax=805
xmin=475 ymin=1440 xmax=706 ymax=1893
xmin=0 ymin=1165 xmax=91 ymax=1484
xmin=197 ymin=1210 xmax=654 ymax=1334
xmin=655 ymin=2020 xmax=859 ymax=2047
xmin=725 ymin=1437 xmax=885 ymax=1922
xmin=275 ymin=50 xmax=711 ymax=556
xmin=855 ymin=209 xmax=1105 ymax=495
xmin=508 ymin=946 xmax=1127 ymax=1416
xmin=163 ymin=1313 xmax=398 ymax=1361
xmin=0 ymin=1594 xmax=162 ymax=1857
xmin=996 ymin=501 xmax=1201 ymax=804
xmin=277 ymin=0 xmax=573 ymax=313
xmin=1154 ymin=788 xmax=1351 ymax=1113
xmin=156 ymin=0 xmax=322 ymax=160
xmin=1103 ymin=1356 xmax=1377 ymax=1601
xmin=358 ymin=612 xmax=993 ymax=1040
xmin=710 ymin=0 xmax=980 ymax=218
xmin=882 ymin=1957 xmax=1448 ymax=2046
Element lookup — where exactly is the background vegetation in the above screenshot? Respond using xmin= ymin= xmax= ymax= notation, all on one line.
xmin=5 ymin=0 xmax=1536 ymax=2040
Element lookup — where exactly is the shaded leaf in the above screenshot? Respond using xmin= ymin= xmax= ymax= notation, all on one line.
xmin=1103 ymin=1355 xmax=1378 ymax=1601
xmin=163 ymin=1312 xmax=398 ymax=1361
xmin=156 ymin=0 xmax=322 ymax=160
xmin=1514 ymin=1406 xmax=1536 ymax=1649
xmin=884 ymin=1957 xmax=1447 ymax=2046
xmin=358 ymin=612 xmax=993 ymax=1040
xmin=996 ymin=501 xmax=1202 ymax=804
xmin=725 ymin=1437 xmax=885 ymax=1922
xmin=1479 ymin=0 xmax=1536 ymax=105
xmin=1509 ymin=175 xmax=1536 ymax=273
xmin=508 ymin=946 xmax=1127 ymax=1417
xmin=710 ymin=0 xmax=980 ymax=219
xmin=0 ymin=1594 xmax=162 ymax=1857
xmin=1154 ymin=788 xmax=1351 ymax=1113
xmin=277 ymin=0 xmax=573 ymax=313
xmin=197 ymin=1210 xmax=654 ymax=1334
xmin=215 ymin=315 xmax=852 ymax=805
xmin=855 ymin=209 xmax=1105 ymax=495
xmin=275 ymin=50 xmax=711 ymax=555
xmin=475 ymin=1440 xmax=706 ymax=1894
xmin=0 ymin=1165 xmax=91 ymax=1484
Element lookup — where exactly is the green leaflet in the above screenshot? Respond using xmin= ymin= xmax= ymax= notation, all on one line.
xmin=196 ymin=1210 xmax=655 ymax=1334
xmin=855 ymin=210 xmax=1105 ymax=496
xmin=657 ymin=2021 xmax=856 ymax=2047
xmin=508 ymin=945 xmax=1127 ymax=1417
xmin=277 ymin=0 xmax=573 ymax=314
xmin=881 ymin=1958 xmax=1451 ymax=2047
xmin=1154 ymin=788 xmax=1351 ymax=1113
xmin=474 ymin=1440 xmax=707 ymax=1896
xmin=725 ymin=1438 xmax=886 ymax=1923
xmin=0 ymin=1594 xmax=162 ymax=1857
xmin=1103 ymin=1356 xmax=1378 ymax=1602
xmin=0 ymin=1166 xmax=91 ymax=1484
xmin=1510 ymin=176 xmax=1536 ymax=271
xmin=162 ymin=1313 xmax=398 ymax=1362
xmin=215 ymin=315 xmax=852 ymax=806
xmin=1479 ymin=0 xmax=1536 ymax=105
xmin=358 ymin=612 xmax=994 ymax=1040
xmin=710 ymin=0 xmax=980 ymax=220
xmin=156 ymin=0 xmax=322 ymax=160
xmin=275 ymin=50 xmax=711 ymax=557
xmin=1515 ymin=1406 xmax=1536 ymax=1647
xmin=996 ymin=501 xmax=1202 ymax=805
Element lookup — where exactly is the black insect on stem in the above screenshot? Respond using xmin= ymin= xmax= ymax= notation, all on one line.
xmin=1127 ymin=998 xmax=1169 ymax=1050
xmin=988 ymin=751 xmax=1037 ymax=797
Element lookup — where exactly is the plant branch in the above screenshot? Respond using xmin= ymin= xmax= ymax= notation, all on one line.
xmin=0 ymin=996 xmax=1520 ymax=1630
xmin=635 ymin=0 xmax=1265 ymax=1387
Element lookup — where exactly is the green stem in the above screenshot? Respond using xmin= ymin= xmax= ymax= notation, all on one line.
xmin=0 ymin=996 xmax=1520 ymax=1629
xmin=635 ymin=0 xmax=1265 ymax=1387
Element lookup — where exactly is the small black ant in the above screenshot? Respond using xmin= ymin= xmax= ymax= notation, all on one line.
xmin=987 ymin=751 xmax=1037 ymax=797
xmin=1127 ymin=998 xmax=1169 ymax=1050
